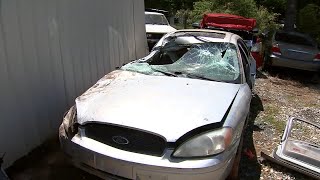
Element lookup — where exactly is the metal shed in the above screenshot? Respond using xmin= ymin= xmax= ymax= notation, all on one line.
xmin=0 ymin=0 xmax=147 ymax=168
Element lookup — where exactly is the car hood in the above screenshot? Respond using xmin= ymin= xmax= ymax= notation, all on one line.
xmin=145 ymin=24 xmax=176 ymax=34
xmin=76 ymin=70 xmax=241 ymax=142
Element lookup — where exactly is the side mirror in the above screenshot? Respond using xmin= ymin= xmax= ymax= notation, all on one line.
xmin=192 ymin=22 xmax=200 ymax=29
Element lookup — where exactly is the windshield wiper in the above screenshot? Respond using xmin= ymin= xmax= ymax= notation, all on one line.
xmin=174 ymin=72 xmax=221 ymax=82
xmin=150 ymin=67 xmax=178 ymax=77
xmin=186 ymin=73 xmax=221 ymax=82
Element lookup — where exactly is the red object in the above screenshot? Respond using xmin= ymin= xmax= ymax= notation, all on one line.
xmin=200 ymin=13 xmax=257 ymax=31
xmin=314 ymin=53 xmax=320 ymax=60
xmin=252 ymin=52 xmax=263 ymax=68
xmin=200 ymin=13 xmax=262 ymax=69
xmin=243 ymin=148 xmax=255 ymax=160
xmin=256 ymin=37 xmax=262 ymax=43
xmin=271 ymin=44 xmax=281 ymax=55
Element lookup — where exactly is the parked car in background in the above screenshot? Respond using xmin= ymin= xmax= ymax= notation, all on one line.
xmin=193 ymin=13 xmax=264 ymax=69
xmin=263 ymin=30 xmax=320 ymax=72
xmin=145 ymin=11 xmax=176 ymax=51
xmin=59 ymin=29 xmax=256 ymax=180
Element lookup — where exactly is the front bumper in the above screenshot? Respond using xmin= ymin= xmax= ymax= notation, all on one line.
xmin=60 ymin=134 xmax=235 ymax=180
xmin=270 ymin=54 xmax=320 ymax=72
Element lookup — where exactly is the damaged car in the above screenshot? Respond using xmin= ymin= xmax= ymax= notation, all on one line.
xmin=59 ymin=29 xmax=256 ymax=180
xmin=261 ymin=117 xmax=320 ymax=179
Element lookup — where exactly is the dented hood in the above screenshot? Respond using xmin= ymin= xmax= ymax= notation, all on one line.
xmin=76 ymin=70 xmax=241 ymax=142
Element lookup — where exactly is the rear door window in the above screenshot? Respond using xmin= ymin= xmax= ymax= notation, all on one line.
xmin=275 ymin=32 xmax=315 ymax=47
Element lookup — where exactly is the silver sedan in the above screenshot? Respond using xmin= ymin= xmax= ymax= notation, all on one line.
xmin=264 ymin=31 xmax=320 ymax=72
xmin=59 ymin=29 xmax=256 ymax=180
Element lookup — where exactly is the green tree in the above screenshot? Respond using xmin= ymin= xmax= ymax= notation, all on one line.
xmin=298 ymin=0 xmax=320 ymax=10
xmin=284 ymin=0 xmax=297 ymax=31
xmin=188 ymin=0 xmax=279 ymax=32
xmin=298 ymin=4 xmax=320 ymax=41
xmin=144 ymin=0 xmax=196 ymax=14
xmin=255 ymin=0 xmax=286 ymax=15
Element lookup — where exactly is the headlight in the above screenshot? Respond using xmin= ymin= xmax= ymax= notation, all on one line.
xmin=172 ymin=128 xmax=233 ymax=158
xmin=146 ymin=33 xmax=152 ymax=38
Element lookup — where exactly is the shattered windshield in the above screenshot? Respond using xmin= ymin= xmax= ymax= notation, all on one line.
xmin=122 ymin=39 xmax=241 ymax=83
xmin=145 ymin=14 xmax=169 ymax=25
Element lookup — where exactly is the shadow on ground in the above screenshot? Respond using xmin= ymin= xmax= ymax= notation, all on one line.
xmin=267 ymin=67 xmax=320 ymax=88
xmin=239 ymin=93 xmax=264 ymax=180
xmin=6 ymin=138 xmax=100 ymax=180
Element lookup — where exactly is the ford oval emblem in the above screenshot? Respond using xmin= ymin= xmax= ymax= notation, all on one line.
xmin=112 ymin=136 xmax=129 ymax=145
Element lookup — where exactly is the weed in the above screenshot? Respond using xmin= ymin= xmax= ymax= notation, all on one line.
xmin=263 ymin=105 xmax=286 ymax=133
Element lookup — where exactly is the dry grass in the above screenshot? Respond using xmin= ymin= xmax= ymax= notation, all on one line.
xmin=245 ymin=69 xmax=320 ymax=180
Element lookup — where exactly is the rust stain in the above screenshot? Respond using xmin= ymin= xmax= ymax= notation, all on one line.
xmin=77 ymin=71 xmax=120 ymax=101
xmin=76 ymin=70 xmax=137 ymax=101
xmin=105 ymin=70 xmax=122 ymax=80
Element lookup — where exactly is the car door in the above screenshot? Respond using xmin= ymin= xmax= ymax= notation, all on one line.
xmin=238 ymin=40 xmax=256 ymax=89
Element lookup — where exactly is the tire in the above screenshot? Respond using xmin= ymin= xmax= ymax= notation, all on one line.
xmin=261 ymin=54 xmax=271 ymax=72
xmin=311 ymin=72 xmax=320 ymax=83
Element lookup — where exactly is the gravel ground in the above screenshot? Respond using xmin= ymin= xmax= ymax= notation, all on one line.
xmin=6 ymin=68 xmax=320 ymax=180
xmin=239 ymin=68 xmax=320 ymax=180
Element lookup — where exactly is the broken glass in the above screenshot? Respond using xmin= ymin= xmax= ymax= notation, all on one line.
xmin=121 ymin=63 xmax=163 ymax=76
xmin=154 ymin=43 xmax=241 ymax=83
xmin=122 ymin=42 xmax=241 ymax=83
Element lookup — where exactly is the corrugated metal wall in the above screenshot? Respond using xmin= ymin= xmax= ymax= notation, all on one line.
xmin=0 ymin=0 xmax=147 ymax=168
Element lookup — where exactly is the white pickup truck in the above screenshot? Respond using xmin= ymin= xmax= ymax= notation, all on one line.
xmin=145 ymin=11 xmax=176 ymax=51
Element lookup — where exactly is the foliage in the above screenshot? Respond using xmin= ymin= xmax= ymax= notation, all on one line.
xmin=255 ymin=6 xmax=280 ymax=33
xmin=187 ymin=0 xmax=279 ymax=33
xmin=298 ymin=0 xmax=320 ymax=10
xmin=298 ymin=4 xmax=320 ymax=42
xmin=255 ymin=0 xmax=286 ymax=15
xmin=144 ymin=0 xmax=195 ymax=14
xmin=176 ymin=9 xmax=192 ymax=28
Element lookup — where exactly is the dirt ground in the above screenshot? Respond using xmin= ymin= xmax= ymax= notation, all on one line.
xmin=239 ymin=67 xmax=320 ymax=180
xmin=5 ymin=68 xmax=320 ymax=180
